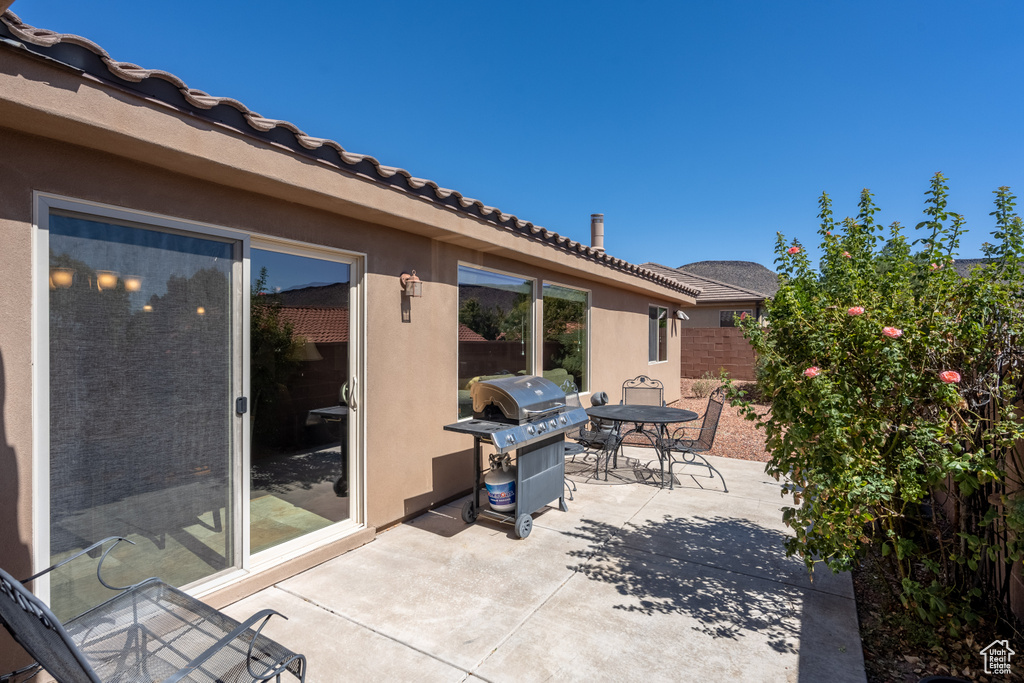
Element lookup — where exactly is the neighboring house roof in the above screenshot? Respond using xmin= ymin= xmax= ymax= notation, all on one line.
xmin=676 ymin=261 xmax=779 ymax=298
xmin=641 ymin=263 xmax=768 ymax=304
xmin=458 ymin=324 xmax=487 ymax=342
xmin=0 ymin=10 xmax=699 ymax=300
xmin=278 ymin=306 xmax=349 ymax=344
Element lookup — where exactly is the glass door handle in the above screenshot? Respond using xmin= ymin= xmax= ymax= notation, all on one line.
xmin=349 ymin=376 xmax=358 ymax=411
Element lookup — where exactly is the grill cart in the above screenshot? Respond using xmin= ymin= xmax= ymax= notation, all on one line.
xmin=443 ymin=375 xmax=589 ymax=538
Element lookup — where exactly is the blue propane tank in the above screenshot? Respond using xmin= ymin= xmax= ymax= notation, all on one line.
xmin=485 ymin=466 xmax=516 ymax=512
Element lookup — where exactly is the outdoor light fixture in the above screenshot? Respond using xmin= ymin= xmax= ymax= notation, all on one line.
xmin=50 ymin=267 xmax=74 ymax=289
xmin=96 ymin=270 xmax=119 ymax=291
xmin=123 ymin=275 xmax=142 ymax=292
xmin=143 ymin=305 xmax=154 ymax=312
xmin=400 ymin=270 xmax=422 ymax=297
xmin=196 ymin=306 xmax=206 ymax=316
xmin=675 ymin=310 xmax=689 ymax=321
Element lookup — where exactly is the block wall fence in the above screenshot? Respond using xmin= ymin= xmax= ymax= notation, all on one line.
xmin=679 ymin=327 xmax=757 ymax=381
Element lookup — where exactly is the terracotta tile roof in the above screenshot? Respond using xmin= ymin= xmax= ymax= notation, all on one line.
xmin=0 ymin=10 xmax=700 ymax=300
xmin=641 ymin=263 xmax=768 ymax=303
xmin=278 ymin=306 xmax=349 ymax=344
xmin=676 ymin=260 xmax=779 ymax=297
xmin=458 ymin=324 xmax=487 ymax=342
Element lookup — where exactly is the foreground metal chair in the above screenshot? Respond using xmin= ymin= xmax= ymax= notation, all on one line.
xmin=658 ymin=387 xmax=729 ymax=492
xmin=0 ymin=537 xmax=306 ymax=683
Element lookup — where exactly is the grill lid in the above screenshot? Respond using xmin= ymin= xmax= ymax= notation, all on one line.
xmin=471 ymin=375 xmax=565 ymax=423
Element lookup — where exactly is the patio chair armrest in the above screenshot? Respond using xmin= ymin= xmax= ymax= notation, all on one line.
xmin=659 ymin=427 xmax=709 ymax=450
xmin=163 ymin=609 xmax=298 ymax=683
xmin=21 ymin=536 xmax=134 ymax=586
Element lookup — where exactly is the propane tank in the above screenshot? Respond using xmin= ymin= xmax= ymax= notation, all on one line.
xmin=485 ymin=466 xmax=516 ymax=512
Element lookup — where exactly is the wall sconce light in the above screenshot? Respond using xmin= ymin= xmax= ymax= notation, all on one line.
xmin=196 ymin=306 xmax=206 ymax=316
xmin=143 ymin=304 xmax=154 ymax=312
xmin=123 ymin=275 xmax=143 ymax=292
xmin=400 ymin=270 xmax=423 ymax=298
xmin=675 ymin=310 xmax=690 ymax=321
xmin=50 ymin=267 xmax=75 ymax=289
xmin=96 ymin=270 xmax=119 ymax=291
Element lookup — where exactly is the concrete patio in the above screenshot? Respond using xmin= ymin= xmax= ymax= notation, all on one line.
xmin=224 ymin=448 xmax=867 ymax=682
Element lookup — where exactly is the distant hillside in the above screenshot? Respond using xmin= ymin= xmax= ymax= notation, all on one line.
xmin=276 ymin=282 xmax=349 ymax=308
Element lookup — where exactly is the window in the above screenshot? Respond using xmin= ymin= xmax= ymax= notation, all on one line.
xmin=542 ymin=284 xmax=588 ymax=392
xmin=458 ymin=266 xmax=534 ymax=418
xmin=719 ymin=309 xmax=753 ymax=328
xmin=649 ymin=305 xmax=667 ymax=363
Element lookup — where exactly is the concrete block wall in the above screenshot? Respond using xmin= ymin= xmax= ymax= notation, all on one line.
xmin=679 ymin=327 xmax=757 ymax=381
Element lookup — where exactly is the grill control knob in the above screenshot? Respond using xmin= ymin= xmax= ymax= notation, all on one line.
xmin=549 ymin=418 xmax=557 ymax=428
xmin=527 ymin=426 xmax=535 ymax=435
xmin=559 ymin=415 xmax=567 ymax=424
xmin=505 ymin=434 xmax=516 ymax=445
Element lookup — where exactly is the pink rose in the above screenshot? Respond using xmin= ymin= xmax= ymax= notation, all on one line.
xmin=739 ymin=311 xmax=748 ymax=320
xmin=929 ymin=263 xmax=942 ymax=271
xmin=847 ymin=306 xmax=864 ymax=316
xmin=939 ymin=370 xmax=961 ymax=384
xmin=882 ymin=327 xmax=903 ymax=339
xmin=803 ymin=366 xmax=821 ymax=378
xmin=787 ymin=246 xmax=801 ymax=255
xmin=842 ymin=251 xmax=851 ymax=258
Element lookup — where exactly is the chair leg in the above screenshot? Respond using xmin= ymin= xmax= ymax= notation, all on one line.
xmin=671 ymin=451 xmax=728 ymax=492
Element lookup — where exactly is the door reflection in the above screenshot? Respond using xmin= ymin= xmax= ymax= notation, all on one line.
xmin=250 ymin=249 xmax=351 ymax=554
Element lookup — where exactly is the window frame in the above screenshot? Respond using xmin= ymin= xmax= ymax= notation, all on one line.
xmin=719 ymin=309 xmax=754 ymax=328
xmin=648 ymin=304 xmax=668 ymax=364
xmin=540 ymin=281 xmax=591 ymax=393
xmin=456 ymin=262 xmax=537 ymax=420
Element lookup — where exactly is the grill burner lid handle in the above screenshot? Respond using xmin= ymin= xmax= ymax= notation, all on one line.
xmin=523 ymin=403 xmax=564 ymax=417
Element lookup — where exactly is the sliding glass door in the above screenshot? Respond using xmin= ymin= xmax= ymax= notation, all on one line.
xmin=38 ymin=200 xmax=363 ymax=619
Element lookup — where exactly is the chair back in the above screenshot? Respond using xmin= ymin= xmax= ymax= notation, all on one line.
xmin=621 ymin=375 xmax=664 ymax=406
xmin=0 ymin=567 xmax=101 ymax=683
xmin=694 ymin=387 xmax=726 ymax=452
xmin=560 ymin=380 xmax=584 ymax=440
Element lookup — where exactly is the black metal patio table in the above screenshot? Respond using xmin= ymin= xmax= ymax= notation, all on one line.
xmin=585 ymin=404 xmax=699 ymax=484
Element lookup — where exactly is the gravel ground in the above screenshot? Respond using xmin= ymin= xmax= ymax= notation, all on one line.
xmin=619 ymin=378 xmax=771 ymax=463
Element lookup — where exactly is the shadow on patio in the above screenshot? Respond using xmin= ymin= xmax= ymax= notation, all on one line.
xmin=565 ymin=515 xmax=802 ymax=654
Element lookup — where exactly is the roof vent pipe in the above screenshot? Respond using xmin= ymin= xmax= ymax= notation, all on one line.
xmin=590 ymin=213 xmax=605 ymax=252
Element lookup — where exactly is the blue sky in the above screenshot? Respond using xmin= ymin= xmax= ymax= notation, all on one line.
xmin=10 ymin=1 xmax=1024 ymax=271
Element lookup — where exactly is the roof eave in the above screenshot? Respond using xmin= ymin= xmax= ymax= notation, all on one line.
xmin=0 ymin=10 xmax=698 ymax=302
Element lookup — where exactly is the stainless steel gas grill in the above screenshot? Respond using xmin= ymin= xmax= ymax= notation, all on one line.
xmin=443 ymin=375 xmax=589 ymax=538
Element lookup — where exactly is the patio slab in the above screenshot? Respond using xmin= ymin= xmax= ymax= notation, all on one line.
xmin=222 ymin=449 xmax=866 ymax=682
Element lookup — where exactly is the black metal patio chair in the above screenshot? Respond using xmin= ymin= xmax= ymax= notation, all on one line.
xmin=559 ymin=384 xmax=621 ymax=482
xmin=0 ymin=537 xmax=306 ymax=683
xmin=620 ymin=375 xmax=665 ymax=407
xmin=610 ymin=375 xmax=666 ymax=467
xmin=560 ymin=380 xmax=585 ymax=500
xmin=658 ymin=387 xmax=729 ymax=492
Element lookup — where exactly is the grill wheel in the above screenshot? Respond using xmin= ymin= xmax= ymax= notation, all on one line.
xmin=515 ymin=514 xmax=533 ymax=539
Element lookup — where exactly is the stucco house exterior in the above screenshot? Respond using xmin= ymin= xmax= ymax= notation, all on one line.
xmin=0 ymin=9 xmax=700 ymax=665
xmin=642 ymin=261 xmax=777 ymax=380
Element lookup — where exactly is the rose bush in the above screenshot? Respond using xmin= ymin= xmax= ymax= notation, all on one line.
xmin=728 ymin=174 xmax=1024 ymax=630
